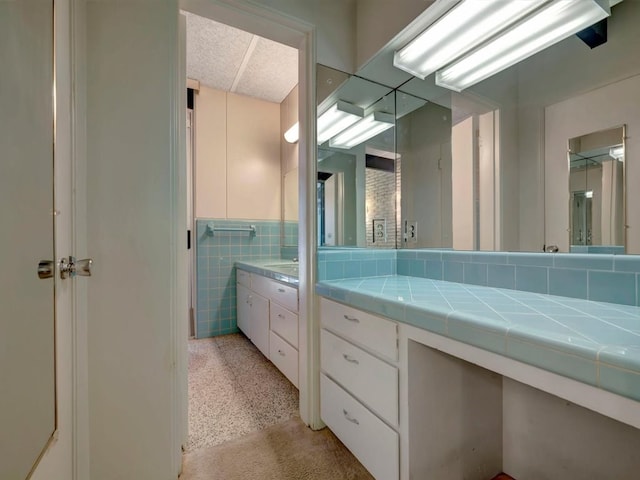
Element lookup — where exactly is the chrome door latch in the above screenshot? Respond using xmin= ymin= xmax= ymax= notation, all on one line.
xmin=38 ymin=260 xmax=55 ymax=279
xmin=59 ymin=256 xmax=93 ymax=279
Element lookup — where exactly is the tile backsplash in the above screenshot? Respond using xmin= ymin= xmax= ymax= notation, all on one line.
xmin=196 ymin=219 xmax=281 ymax=338
xmin=318 ymin=248 xmax=640 ymax=307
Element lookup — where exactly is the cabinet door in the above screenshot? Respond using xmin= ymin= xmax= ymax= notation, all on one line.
xmin=250 ymin=292 xmax=270 ymax=358
xmin=236 ymin=283 xmax=251 ymax=338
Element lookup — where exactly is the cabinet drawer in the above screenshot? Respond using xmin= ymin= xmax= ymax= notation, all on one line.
xmin=320 ymin=298 xmax=398 ymax=361
xmin=270 ymin=303 xmax=298 ymax=348
xmin=253 ymin=275 xmax=298 ymax=313
xmin=321 ymin=329 xmax=398 ymax=426
xmin=236 ymin=268 xmax=251 ymax=288
xmin=321 ymin=374 xmax=398 ymax=480
xmin=270 ymin=331 xmax=298 ymax=389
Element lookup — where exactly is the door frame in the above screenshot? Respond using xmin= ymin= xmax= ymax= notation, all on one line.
xmin=177 ymin=0 xmax=320 ymax=436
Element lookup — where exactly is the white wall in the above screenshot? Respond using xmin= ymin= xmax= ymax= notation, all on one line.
xmin=503 ymin=379 xmax=640 ymax=479
xmin=258 ymin=0 xmax=356 ymax=72
xmin=281 ymin=86 xmax=299 ymax=223
xmin=399 ymin=102 xmax=453 ymax=248
xmin=451 ymin=116 xmax=475 ymax=251
xmin=545 ymin=74 xmax=640 ymax=253
xmin=194 ymin=86 xmax=227 ymax=219
xmin=195 ymin=86 xmax=281 ymax=220
xmin=281 ymin=85 xmax=299 ymax=175
xmin=355 ymin=0 xmax=431 ymax=69
xmin=86 ymin=2 xmax=181 ymax=478
xmin=227 ymin=92 xmax=281 ymax=219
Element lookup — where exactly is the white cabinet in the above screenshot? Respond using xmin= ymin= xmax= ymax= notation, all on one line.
xmin=236 ymin=283 xmax=251 ymax=337
xmin=250 ymin=293 xmax=270 ymax=358
xmin=321 ymin=374 xmax=399 ymax=480
xmin=320 ymin=297 xmax=399 ymax=480
xmin=236 ymin=268 xmax=299 ymax=388
xmin=236 ymin=281 xmax=269 ymax=357
xmin=270 ymin=331 xmax=298 ymax=387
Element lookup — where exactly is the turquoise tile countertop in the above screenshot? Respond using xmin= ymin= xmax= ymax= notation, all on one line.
xmin=236 ymin=259 xmax=299 ymax=286
xmin=317 ymin=275 xmax=640 ymax=402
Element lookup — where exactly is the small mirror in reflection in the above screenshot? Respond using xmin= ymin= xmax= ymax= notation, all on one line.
xmin=568 ymin=126 xmax=625 ymax=253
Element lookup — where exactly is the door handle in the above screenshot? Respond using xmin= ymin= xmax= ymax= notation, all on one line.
xmin=60 ymin=256 xmax=93 ymax=279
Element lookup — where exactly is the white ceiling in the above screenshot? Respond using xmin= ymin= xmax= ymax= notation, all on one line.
xmin=184 ymin=11 xmax=298 ymax=104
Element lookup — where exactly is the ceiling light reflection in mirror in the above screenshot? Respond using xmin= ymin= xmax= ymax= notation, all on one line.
xmin=329 ymin=112 xmax=395 ymax=149
xmin=317 ymin=100 xmax=364 ymax=144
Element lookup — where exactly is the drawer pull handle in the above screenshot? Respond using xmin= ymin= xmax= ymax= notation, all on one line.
xmin=342 ymin=353 xmax=359 ymax=365
xmin=277 ymin=288 xmax=286 ymax=293
xmin=343 ymin=315 xmax=360 ymax=323
xmin=343 ymin=409 xmax=359 ymax=425
xmin=277 ymin=349 xmax=286 ymax=356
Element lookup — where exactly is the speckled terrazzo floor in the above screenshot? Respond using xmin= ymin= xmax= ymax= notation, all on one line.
xmin=187 ymin=333 xmax=299 ymax=452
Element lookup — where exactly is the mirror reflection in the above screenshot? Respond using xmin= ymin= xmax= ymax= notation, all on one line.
xmin=568 ymin=127 xmax=625 ymax=253
xmin=316 ymin=75 xmax=396 ymax=247
xmin=316 ymin=0 xmax=640 ymax=254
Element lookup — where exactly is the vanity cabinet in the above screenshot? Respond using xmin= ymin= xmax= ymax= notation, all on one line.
xmin=236 ymin=279 xmax=269 ymax=357
xmin=236 ymin=268 xmax=299 ymax=388
xmin=319 ymin=297 xmax=399 ymax=480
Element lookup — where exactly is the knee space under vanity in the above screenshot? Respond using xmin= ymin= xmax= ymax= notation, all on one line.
xmin=407 ymin=340 xmax=640 ymax=480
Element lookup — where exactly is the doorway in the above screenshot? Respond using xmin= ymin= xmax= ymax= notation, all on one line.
xmin=179 ymin=2 xmax=313 ymax=456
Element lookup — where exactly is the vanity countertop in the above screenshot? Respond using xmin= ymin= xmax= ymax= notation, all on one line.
xmin=236 ymin=259 xmax=299 ymax=286
xmin=317 ymin=275 xmax=640 ymax=402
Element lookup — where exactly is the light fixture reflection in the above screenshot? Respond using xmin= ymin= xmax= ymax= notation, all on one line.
xmin=284 ymin=122 xmax=299 ymax=143
xmin=329 ymin=112 xmax=394 ymax=149
xmin=436 ymin=0 xmax=609 ymax=91
xmin=317 ymin=100 xmax=364 ymax=144
xmin=610 ymin=145 xmax=624 ymax=161
xmin=394 ymin=0 xmax=547 ymax=80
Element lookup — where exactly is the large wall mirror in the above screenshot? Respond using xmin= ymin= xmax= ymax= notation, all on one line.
xmin=317 ymin=0 xmax=639 ymax=254
xmin=316 ymin=71 xmax=396 ymax=247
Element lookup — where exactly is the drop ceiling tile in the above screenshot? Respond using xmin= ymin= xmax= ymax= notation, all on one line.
xmin=233 ymin=37 xmax=298 ymax=104
xmin=185 ymin=12 xmax=253 ymax=92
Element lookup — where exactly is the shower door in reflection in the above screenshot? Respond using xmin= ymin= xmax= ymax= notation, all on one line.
xmin=0 ymin=1 xmax=57 ymax=479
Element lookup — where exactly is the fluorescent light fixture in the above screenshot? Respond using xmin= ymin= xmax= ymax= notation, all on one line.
xmin=317 ymin=101 xmax=364 ymax=144
xmin=329 ymin=112 xmax=394 ymax=150
xmin=394 ymin=0 xmax=547 ymax=80
xmin=610 ymin=145 xmax=624 ymax=161
xmin=284 ymin=122 xmax=299 ymax=143
xmin=437 ymin=0 xmax=610 ymax=91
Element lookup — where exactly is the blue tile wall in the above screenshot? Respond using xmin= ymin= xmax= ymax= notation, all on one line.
xmin=396 ymin=249 xmax=640 ymax=307
xmin=319 ymin=247 xmax=640 ymax=308
xmin=570 ymin=245 xmax=625 ymax=255
xmin=196 ymin=219 xmax=282 ymax=338
xmin=317 ymin=248 xmax=397 ymax=281
xmin=283 ymin=220 xmax=298 ymax=250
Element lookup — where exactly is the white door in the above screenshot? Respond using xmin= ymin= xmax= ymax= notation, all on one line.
xmin=0 ymin=1 xmax=75 ymax=479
